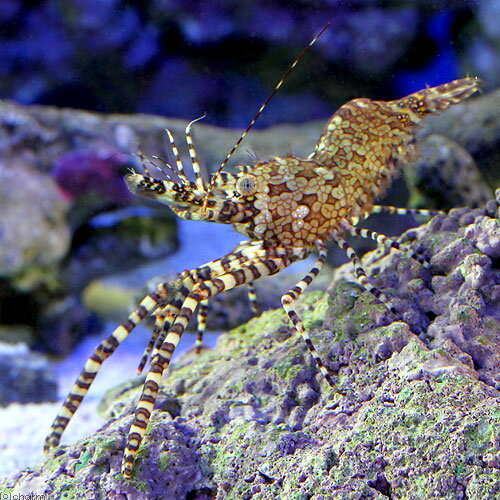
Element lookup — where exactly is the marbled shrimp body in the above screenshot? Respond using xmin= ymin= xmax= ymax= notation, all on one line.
xmin=231 ymin=157 xmax=353 ymax=248
xmin=44 ymin=76 xmax=483 ymax=479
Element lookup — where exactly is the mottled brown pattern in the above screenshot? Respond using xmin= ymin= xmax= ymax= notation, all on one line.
xmin=45 ymin=77 xmax=481 ymax=479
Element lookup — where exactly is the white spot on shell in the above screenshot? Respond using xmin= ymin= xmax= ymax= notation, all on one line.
xmin=313 ymin=167 xmax=335 ymax=180
xmin=330 ymin=186 xmax=345 ymax=199
xmin=254 ymin=198 xmax=269 ymax=210
xmin=292 ymin=205 xmax=310 ymax=219
xmin=328 ymin=115 xmax=343 ymax=130
xmin=254 ymin=224 xmax=266 ymax=235
xmin=254 ymin=214 xmax=267 ymax=225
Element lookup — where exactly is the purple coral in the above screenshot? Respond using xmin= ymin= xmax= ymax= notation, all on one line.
xmin=52 ymin=149 xmax=131 ymax=203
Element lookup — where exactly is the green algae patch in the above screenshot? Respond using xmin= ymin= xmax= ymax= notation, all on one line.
xmin=327 ymin=281 xmax=363 ymax=313
xmin=73 ymin=450 xmax=93 ymax=473
xmin=208 ymin=421 xmax=314 ymax=499
xmin=212 ymin=421 xmax=261 ymax=466
xmin=327 ymin=281 xmax=387 ymax=337
xmin=43 ymin=473 xmax=87 ymax=500
xmin=43 ymin=448 xmax=74 ymax=474
xmin=463 ymin=420 xmax=495 ymax=454
xmin=300 ymin=290 xmax=329 ymax=322
xmin=269 ymin=356 xmax=304 ymax=381
xmin=223 ymin=307 xmax=288 ymax=345
xmin=424 ymin=231 xmax=458 ymax=252
xmin=167 ymin=346 xmax=219 ymax=386
xmin=325 ymin=371 xmax=500 ymax=498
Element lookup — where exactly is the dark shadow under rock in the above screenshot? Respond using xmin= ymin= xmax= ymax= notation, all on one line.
xmin=2 ymin=194 xmax=499 ymax=498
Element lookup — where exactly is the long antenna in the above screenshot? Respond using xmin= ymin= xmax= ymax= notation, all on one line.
xmin=209 ymin=22 xmax=331 ymax=189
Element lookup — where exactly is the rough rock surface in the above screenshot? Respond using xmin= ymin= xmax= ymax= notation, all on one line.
xmin=407 ymin=133 xmax=492 ymax=210
xmin=2 ymin=194 xmax=498 ymax=499
xmin=0 ymin=159 xmax=69 ymax=279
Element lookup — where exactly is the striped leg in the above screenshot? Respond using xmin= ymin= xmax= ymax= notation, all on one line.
xmin=139 ymin=300 xmax=187 ymax=373
xmin=153 ymin=248 xmax=269 ymax=357
xmin=44 ymin=287 xmax=168 ymax=453
xmin=159 ymin=129 xmax=189 ymax=183
xmin=163 ymin=281 xmax=258 ymax=357
xmin=135 ymin=146 xmax=161 ymax=178
xmin=137 ymin=312 xmax=166 ymax=375
xmin=139 ymin=271 xmax=207 ymax=369
xmin=185 ymin=116 xmax=207 ymax=191
xmin=280 ymin=240 xmax=340 ymax=390
xmin=333 ymin=232 xmax=396 ymax=315
xmin=137 ymin=277 xmax=195 ymax=374
xmin=122 ymin=249 xmax=299 ymax=478
xmin=139 ymin=246 xmax=262 ymax=367
xmin=348 ymin=226 xmax=431 ymax=269
xmin=136 ymin=302 xmax=184 ymax=375
xmin=142 ymin=242 xmax=296 ymax=369
xmin=195 ymin=281 xmax=259 ymax=354
xmin=247 ymin=282 xmax=259 ymax=315
xmin=195 ymin=300 xmax=209 ymax=353
xmin=371 ymin=205 xmax=444 ymax=217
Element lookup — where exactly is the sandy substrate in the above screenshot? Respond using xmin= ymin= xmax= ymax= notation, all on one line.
xmin=0 ymin=324 xmax=222 ymax=477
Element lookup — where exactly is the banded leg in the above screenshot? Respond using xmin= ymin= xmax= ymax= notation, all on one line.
xmin=122 ymin=249 xmax=299 ymax=478
xmin=333 ymin=232 xmax=396 ymax=315
xmin=247 ymin=281 xmax=259 ymax=315
xmin=140 ymin=301 xmax=186 ymax=372
xmin=185 ymin=116 xmax=207 ymax=191
xmin=371 ymin=205 xmax=444 ymax=217
xmin=137 ymin=301 xmax=184 ymax=374
xmin=154 ymin=246 xmax=274 ymax=356
xmin=135 ymin=146 xmax=156 ymax=178
xmin=348 ymin=226 xmax=431 ymax=268
xmin=160 ymin=129 xmax=189 ymax=184
xmin=281 ymin=240 xmax=340 ymax=390
xmin=143 ymin=242 xmax=299 ymax=367
xmin=195 ymin=300 xmax=209 ymax=353
xmin=195 ymin=287 xmax=257 ymax=354
xmin=141 ymin=275 xmax=202 ymax=367
xmin=177 ymin=282 xmax=258 ymax=356
xmin=139 ymin=245 xmax=267 ymax=367
xmin=44 ymin=287 xmax=168 ymax=453
xmin=136 ymin=277 xmax=194 ymax=374
xmin=137 ymin=312 xmax=166 ymax=375
xmin=158 ymin=281 xmax=259 ymax=359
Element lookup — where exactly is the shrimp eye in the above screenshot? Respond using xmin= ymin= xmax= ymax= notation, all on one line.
xmin=236 ymin=174 xmax=258 ymax=197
